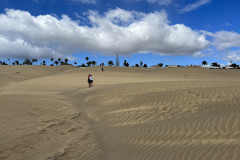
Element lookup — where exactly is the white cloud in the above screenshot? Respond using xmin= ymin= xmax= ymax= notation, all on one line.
xmin=0 ymin=8 xmax=209 ymax=59
xmin=223 ymin=22 xmax=231 ymax=27
xmin=201 ymin=31 xmax=240 ymax=61
xmin=179 ymin=0 xmax=211 ymax=13
xmin=134 ymin=0 xmax=172 ymax=5
xmin=32 ymin=0 xmax=97 ymax=4
xmin=210 ymin=31 xmax=240 ymax=50
xmin=193 ymin=51 xmax=207 ymax=58
xmin=225 ymin=50 xmax=240 ymax=62
xmin=71 ymin=0 xmax=96 ymax=4
xmin=147 ymin=0 xmax=172 ymax=5
xmin=0 ymin=36 xmax=61 ymax=59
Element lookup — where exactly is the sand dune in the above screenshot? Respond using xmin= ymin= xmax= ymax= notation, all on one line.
xmin=0 ymin=66 xmax=240 ymax=159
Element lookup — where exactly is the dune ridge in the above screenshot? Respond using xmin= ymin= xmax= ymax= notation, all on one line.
xmin=0 ymin=66 xmax=240 ymax=159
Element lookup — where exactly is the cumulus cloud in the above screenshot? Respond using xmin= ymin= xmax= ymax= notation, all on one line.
xmin=0 ymin=37 xmax=61 ymax=59
xmin=210 ymin=31 xmax=240 ymax=50
xmin=202 ymin=31 xmax=240 ymax=61
xmin=225 ymin=50 xmax=240 ymax=61
xmin=179 ymin=0 xmax=211 ymax=13
xmin=0 ymin=8 xmax=209 ymax=59
xmin=213 ymin=31 xmax=240 ymax=62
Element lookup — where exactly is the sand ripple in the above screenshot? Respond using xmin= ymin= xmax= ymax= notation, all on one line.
xmin=79 ymin=82 xmax=240 ymax=160
xmin=1 ymin=67 xmax=240 ymax=160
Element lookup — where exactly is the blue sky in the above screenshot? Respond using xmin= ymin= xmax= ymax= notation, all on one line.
xmin=0 ymin=0 xmax=240 ymax=66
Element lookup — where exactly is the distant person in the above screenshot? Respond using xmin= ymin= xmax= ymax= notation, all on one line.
xmin=88 ymin=74 xmax=91 ymax=88
xmin=89 ymin=74 xmax=93 ymax=87
xmin=101 ymin=68 xmax=104 ymax=72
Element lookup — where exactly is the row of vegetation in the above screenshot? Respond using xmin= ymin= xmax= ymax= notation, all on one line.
xmin=0 ymin=55 xmax=150 ymax=68
xmin=0 ymin=58 xmax=73 ymax=66
xmin=201 ymin=61 xmax=240 ymax=68
xmin=0 ymin=57 xmax=239 ymax=69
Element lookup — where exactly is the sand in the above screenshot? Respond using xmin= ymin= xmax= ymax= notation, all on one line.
xmin=0 ymin=66 xmax=240 ymax=160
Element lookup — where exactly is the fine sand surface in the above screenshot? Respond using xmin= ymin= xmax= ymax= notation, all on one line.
xmin=0 ymin=66 xmax=240 ymax=160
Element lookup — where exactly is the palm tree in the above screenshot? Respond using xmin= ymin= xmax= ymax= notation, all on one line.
xmin=74 ymin=62 xmax=77 ymax=66
xmin=58 ymin=58 xmax=61 ymax=62
xmin=15 ymin=60 xmax=19 ymax=65
xmin=51 ymin=58 xmax=54 ymax=65
xmin=92 ymin=61 xmax=96 ymax=66
xmin=108 ymin=60 xmax=114 ymax=66
xmin=123 ymin=60 xmax=129 ymax=67
xmin=81 ymin=63 xmax=86 ymax=67
xmin=211 ymin=62 xmax=218 ymax=67
xmin=65 ymin=58 xmax=68 ymax=64
xmin=230 ymin=63 xmax=238 ymax=68
xmin=211 ymin=62 xmax=220 ymax=68
xmin=60 ymin=61 xmax=65 ymax=65
xmin=202 ymin=61 xmax=207 ymax=66
xmin=42 ymin=60 xmax=46 ymax=65
xmin=23 ymin=58 xmax=31 ymax=65
xmin=34 ymin=59 xmax=38 ymax=65
xmin=32 ymin=59 xmax=35 ymax=65
xmin=8 ymin=59 xmax=10 ymax=65
xmin=32 ymin=59 xmax=37 ymax=65
xmin=54 ymin=61 xmax=59 ymax=66
xmin=86 ymin=57 xmax=89 ymax=63
xmin=86 ymin=61 xmax=91 ymax=67
xmin=157 ymin=63 xmax=163 ymax=67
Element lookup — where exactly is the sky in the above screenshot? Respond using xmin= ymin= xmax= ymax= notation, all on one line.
xmin=0 ymin=0 xmax=240 ymax=66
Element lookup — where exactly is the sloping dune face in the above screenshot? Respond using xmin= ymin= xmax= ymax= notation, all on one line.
xmin=0 ymin=66 xmax=105 ymax=160
xmin=1 ymin=66 xmax=240 ymax=160
xmin=79 ymin=82 xmax=240 ymax=160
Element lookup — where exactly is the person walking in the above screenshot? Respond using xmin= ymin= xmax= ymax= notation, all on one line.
xmin=89 ymin=74 xmax=93 ymax=87
xmin=88 ymin=74 xmax=91 ymax=88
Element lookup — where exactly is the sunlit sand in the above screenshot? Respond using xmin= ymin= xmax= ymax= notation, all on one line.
xmin=0 ymin=66 xmax=240 ymax=160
